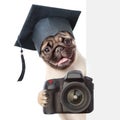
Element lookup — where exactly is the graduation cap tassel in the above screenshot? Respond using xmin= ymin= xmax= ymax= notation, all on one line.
xmin=17 ymin=48 xmax=26 ymax=81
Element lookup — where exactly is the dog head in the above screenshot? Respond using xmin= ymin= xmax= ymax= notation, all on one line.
xmin=40 ymin=32 xmax=76 ymax=69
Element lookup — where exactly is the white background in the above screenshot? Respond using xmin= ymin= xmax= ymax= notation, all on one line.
xmin=0 ymin=0 xmax=120 ymax=120
xmin=0 ymin=0 xmax=87 ymax=120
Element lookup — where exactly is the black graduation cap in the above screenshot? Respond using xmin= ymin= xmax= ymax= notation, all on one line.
xmin=15 ymin=4 xmax=81 ymax=81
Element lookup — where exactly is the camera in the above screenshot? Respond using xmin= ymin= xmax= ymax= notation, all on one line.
xmin=43 ymin=70 xmax=94 ymax=114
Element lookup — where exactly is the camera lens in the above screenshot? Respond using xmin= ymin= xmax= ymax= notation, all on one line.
xmin=61 ymin=82 xmax=91 ymax=113
xmin=67 ymin=89 xmax=84 ymax=106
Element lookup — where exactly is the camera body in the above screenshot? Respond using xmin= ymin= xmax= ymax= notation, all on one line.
xmin=43 ymin=70 xmax=94 ymax=114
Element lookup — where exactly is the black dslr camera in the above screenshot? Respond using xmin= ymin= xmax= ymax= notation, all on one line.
xmin=43 ymin=70 xmax=94 ymax=114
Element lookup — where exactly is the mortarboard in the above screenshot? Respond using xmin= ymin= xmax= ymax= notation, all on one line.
xmin=15 ymin=4 xmax=81 ymax=81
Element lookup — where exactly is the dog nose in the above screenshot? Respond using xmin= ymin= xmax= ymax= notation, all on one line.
xmin=55 ymin=46 xmax=64 ymax=53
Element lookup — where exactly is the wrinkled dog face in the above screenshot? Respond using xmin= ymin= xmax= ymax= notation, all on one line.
xmin=40 ymin=32 xmax=76 ymax=69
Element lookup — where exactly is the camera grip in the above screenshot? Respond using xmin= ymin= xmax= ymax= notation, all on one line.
xmin=43 ymin=90 xmax=55 ymax=114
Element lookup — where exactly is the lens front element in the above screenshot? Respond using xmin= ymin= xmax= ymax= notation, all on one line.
xmin=67 ymin=89 xmax=84 ymax=106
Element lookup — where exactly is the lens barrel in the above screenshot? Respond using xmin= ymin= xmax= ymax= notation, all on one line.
xmin=61 ymin=82 xmax=91 ymax=113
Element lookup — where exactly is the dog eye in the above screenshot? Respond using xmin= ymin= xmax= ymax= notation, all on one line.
xmin=44 ymin=47 xmax=51 ymax=53
xmin=63 ymin=38 xmax=72 ymax=46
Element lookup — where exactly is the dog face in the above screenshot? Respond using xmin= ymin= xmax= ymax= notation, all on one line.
xmin=40 ymin=32 xmax=76 ymax=69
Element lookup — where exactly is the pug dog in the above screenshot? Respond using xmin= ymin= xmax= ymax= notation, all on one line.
xmin=38 ymin=31 xmax=86 ymax=120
